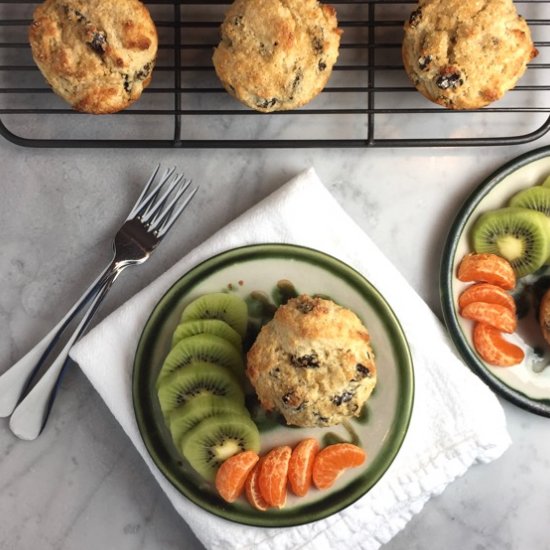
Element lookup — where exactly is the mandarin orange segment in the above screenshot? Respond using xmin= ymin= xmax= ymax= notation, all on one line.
xmin=312 ymin=443 xmax=366 ymax=490
xmin=245 ymin=457 xmax=270 ymax=511
xmin=258 ymin=446 xmax=292 ymax=508
xmin=460 ymin=301 xmax=517 ymax=333
xmin=288 ymin=438 xmax=320 ymax=497
xmin=457 ymin=253 xmax=516 ymax=290
xmin=215 ymin=450 xmax=259 ymax=503
xmin=458 ymin=283 xmax=516 ymax=314
xmin=472 ymin=322 xmax=524 ymax=367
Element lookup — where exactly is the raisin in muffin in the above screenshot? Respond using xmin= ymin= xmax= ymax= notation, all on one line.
xmin=29 ymin=0 xmax=158 ymax=114
xmin=212 ymin=0 xmax=342 ymax=113
xmin=402 ymin=0 xmax=537 ymax=110
xmin=246 ymin=295 xmax=377 ymax=427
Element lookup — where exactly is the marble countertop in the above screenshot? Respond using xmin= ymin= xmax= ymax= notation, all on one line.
xmin=1 ymin=138 xmax=549 ymax=550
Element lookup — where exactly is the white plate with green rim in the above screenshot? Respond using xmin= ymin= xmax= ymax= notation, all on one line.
xmin=441 ymin=145 xmax=550 ymax=417
xmin=133 ymin=243 xmax=414 ymax=526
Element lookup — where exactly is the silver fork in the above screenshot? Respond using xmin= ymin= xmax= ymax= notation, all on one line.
xmin=0 ymin=166 xmax=198 ymax=441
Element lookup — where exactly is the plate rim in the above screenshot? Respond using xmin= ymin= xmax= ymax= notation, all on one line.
xmin=440 ymin=145 xmax=550 ymax=417
xmin=133 ymin=242 xmax=415 ymax=526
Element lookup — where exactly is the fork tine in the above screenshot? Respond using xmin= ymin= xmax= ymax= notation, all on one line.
xmin=134 ymin=166 xmax=176 ymax=220
xmin=127 ymin=164 xmax=160 ymax=219
xmin=156 ymin=185 xmax=199 ymax=238
xmin=149 ymin=177 xmax=192 ymax=229
xmin=141 ymin=172 xmax=185 ymax=224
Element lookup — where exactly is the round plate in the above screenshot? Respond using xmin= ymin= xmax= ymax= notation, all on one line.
xmin=133 ymin=243 xmax=414 ymax=526
xmin=441 ymin=145 xmax=550 ymax=417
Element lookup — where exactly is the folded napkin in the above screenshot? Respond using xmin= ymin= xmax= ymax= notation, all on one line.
xmin=70 ymin=168 xmax=511 ymax=550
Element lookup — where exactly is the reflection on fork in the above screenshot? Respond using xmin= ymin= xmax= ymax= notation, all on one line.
xmin=0 ymin=165 xmax=198 ymax=441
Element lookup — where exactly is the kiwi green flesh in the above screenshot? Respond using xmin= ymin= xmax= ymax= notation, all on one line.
xmin=168 ymin=394 xmax=249 ymax=447
xmin=180 ymin=293 xmax=248 ymax=339
xmin=541 ymin=175 xmax=550 ymax=188
xmin=472 ymin=207 xmax=549 ymax=278
xmin=180 ymin=413 xmax=260 ymax=482
xmin=509 ymin=187 xmax=550 ymax=216
xmin=171 ymin=319 xmax=242 ymax=351
xmin=157 ymin=333 xmax=244 ymax=386
xmin=157 ymin=363 xmax=245 ymax=417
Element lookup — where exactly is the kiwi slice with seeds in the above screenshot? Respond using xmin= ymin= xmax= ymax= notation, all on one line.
xmin=168 ymin=394 xmax=249 ymax=447
xmin=180 ymin=413 xmax=260 ymax=481
xmin=180 ymin=293 xmax=248 ymax=338
xmin=509 ymin=187 xmax=550 ymax=217
xmin=472 ymin=207 xmax=549 ymax=278
xmin=171 ymin=319 xmax=242 ymax=351
xmin=157 ymin=363 xmax=244 ymax=417
xmin=157 ymin=333 xmax=244 ymax=385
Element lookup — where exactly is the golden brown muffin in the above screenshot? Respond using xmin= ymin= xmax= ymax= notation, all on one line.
xmin=246 ymin=295 xmax=377 ymax=427
xmin=402 ymin=0 xmax=537 ymax=110
xmin=212 ymin=0 xmax=342 ymax=113
xmin=29 ymin=0 xmax=158 ymax=114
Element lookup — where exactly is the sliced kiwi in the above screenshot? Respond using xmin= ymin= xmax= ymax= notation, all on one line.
xmin=509 ymin=187 xmax=550 ymax=216
xmin=168 ymin=394 xmax=249 ymax=447
xmin=541 ymin=175 xmax=550 ymax=188
xmin=171 ymin=319 xmax=242 ymax=351
xmin=180 ymin=413 xmax=260 ymax=481
xmin=157 ymin=363 xmax=244 ymax=417
xmin=472 ymin=207 xmax=549 ymax=278
xmin=157 ymin=333 xmax=244 ymax=385
xmin=180 ymin=293 xmax=248 ymax=338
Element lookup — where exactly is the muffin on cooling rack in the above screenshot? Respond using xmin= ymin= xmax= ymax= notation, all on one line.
xmin=402 ymin=0 xmax=537 ymax=110
xmin=29 ymin=0 xmax=158 ymax=114
xmin=212 ymin=0 xmax=342 ymax=113
xmin=247 ymin=295 xmax=377 ymax=427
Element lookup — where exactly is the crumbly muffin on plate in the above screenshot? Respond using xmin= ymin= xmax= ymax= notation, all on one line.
xmin=29 ymin=0 xmax=158 ymax=114
xmin=402 ymin=0 xmax=537 ymax=110
xmin=212 ymin=0 xmax=342 ymax=113
xmin=246 ymin=295 xmax=377 ymax=427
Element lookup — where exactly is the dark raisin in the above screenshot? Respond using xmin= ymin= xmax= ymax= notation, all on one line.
xmin=282 ymin=392 xmax=293 ymax=405
xmin=88 ymin=31 xmax=107 ymax=54
xmin=289 ymin=69 xmax=302 ymax=99
xmin=312 ymin=36 xmax=324 ymax=54
xmin=135 ymin=62 xmax=152 ymax=81
xmin=74 ymin=9 xmax=86 ymax=23
xmin=318 ymin=60 xmax=327 ymax=72
xmin=257 ymin=97 xmax=278 ymax=109
xmin=296 ymin=299 xmax=315 ymax=314
xmin=409 ymin=8 xmax=422 ymax=27
xmin=436 ymin=73 xmax=463 ymax=90
xmin=355 ymin=363 xmax=371 ymax=378
xmin=332 ymin=391 xmax=354 ymax=406
xmin=290 ymin=353 xmax=320 ymax=369
xmin=418 ymin=55 xmax=431 ymax=70
xmin=123 ymin=75 xmax=132 ymax=93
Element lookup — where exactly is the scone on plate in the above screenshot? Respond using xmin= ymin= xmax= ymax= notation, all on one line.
xmin=29 ymin=0 xmax=158 ymax=114
xmin=212 ymin=0 xmax=342 ymax=113
xmin=402 ymin=0 xmax=538 ymax=110
xmin=246 ymin=295 xmax=377 ymax=427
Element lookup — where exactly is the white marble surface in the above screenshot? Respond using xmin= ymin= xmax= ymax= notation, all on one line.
xmin=1 ymin=138 xmax=550 ymax=550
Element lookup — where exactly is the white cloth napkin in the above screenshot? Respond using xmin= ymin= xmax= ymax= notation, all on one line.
xmin=70 ymin=168 xmax=511 ymax=550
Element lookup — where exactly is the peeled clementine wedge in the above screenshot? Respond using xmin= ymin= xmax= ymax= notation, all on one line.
xmin=215 ymin=450 xmax=259 ymax=503
xmin=245 ymin=457 xmax=270 ymax=511
xmin=258 ymin=446 xmax=292 ymax=508
xmin=472 ymin=322 xmax=524 ymax=366
xmin=461 ymin=301 xmax=517 ymax=333
xmin=458 ymin=283 xmax=516 ymax=314
xmin=457 ymin=253 xmax=516 ymax=290
xmin=312 ymin=443 xmax=366 ymax=490
xmin=288 ymin=438 xmax=320 ymax=497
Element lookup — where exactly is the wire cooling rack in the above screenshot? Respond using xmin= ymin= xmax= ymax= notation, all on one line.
xmin=0 ymin=0 xmax=549 ymax=148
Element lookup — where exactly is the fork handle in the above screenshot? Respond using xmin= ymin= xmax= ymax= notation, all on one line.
xmin=8 ymin=265 xmax=123 ymax=441
xmin=0 ymin=257 xmax=116 ymax=419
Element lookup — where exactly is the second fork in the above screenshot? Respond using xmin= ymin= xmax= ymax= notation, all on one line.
xmin=0 ymin=166 xmax=197 ymax=441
